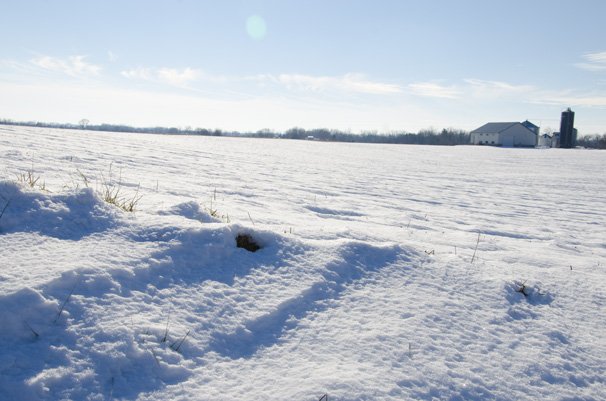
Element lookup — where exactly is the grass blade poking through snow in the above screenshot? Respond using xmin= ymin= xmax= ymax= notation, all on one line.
xmin=24 ymin=320 xmax=39 ymax=339
xmin=161 ymin=314 xmax=170 ymax=343
xmin=471 ymin=231 xmax=481 ymax=264
xmin=247 ymin=211 xmax=256 ymax=226
xmin=53 ymin=279 xmax=79 ymax=323
xmin=0 ymin=197 xmax=10 ymax=226
xmin=99 ymin=163 xmax=143 ymax=212
xmin=170 ymin=330 xmax=190 ymax=352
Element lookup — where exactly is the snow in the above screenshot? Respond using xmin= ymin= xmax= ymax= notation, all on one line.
xmin=1 ymin=125 xmax=605 ymax=400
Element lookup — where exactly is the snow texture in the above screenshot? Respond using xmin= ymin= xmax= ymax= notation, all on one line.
xmin=0 ymin=125 xmax=605 ymax=400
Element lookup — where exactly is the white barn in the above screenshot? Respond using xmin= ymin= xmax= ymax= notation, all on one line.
xmin=537 ymin=133 xmax=553 ymax=148
xmin=470 ymin=121 xmax=538 ymax=147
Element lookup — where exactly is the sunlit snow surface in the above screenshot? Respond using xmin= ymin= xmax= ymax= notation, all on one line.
xmin=0 ymin=126 xmax=605 ymax=400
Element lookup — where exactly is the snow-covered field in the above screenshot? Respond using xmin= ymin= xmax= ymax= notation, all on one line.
xmin=0 ymin=125 xmax=605 ymax=401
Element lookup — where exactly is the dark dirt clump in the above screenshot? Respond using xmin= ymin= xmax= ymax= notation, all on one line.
xmin=236 ymin=233 xmax=260 ymax=252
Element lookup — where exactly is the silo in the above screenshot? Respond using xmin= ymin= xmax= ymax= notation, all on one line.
xmin=559 ymin=108 xmax=575 ymax=148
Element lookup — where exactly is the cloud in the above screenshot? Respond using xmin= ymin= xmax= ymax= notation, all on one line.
xmin=121 ymin=68 xmax=154 ymax=81
xmin=0 ymin=59 xmax=31 ymax=72
xmin=462 ymin=79 xmax=606 ymax=108
xmin=30 ymin=55 xmax=101 ymax=77
xmin=530 ymin=92 xmax=606 ymax=108
xmin=464 ymin=79 xmax=535 ymax=97
xmin=575 ymin=51 xmax=606 ymax=71
xmin=407 ymin=78 xmax=605 ymax=110
xmin=119 ymin=68 xmax=399 ymax=94
xmin=274 ymin=73 xmax=401 ymax=94
xmin=108 ymin=51 xmax=118 ymax=62
xmin=121 ymin=67 xmax=200 ymax=86
xmin=408 ymin=79 xmax=534 ymax=100
xmin=408 ymin=82 xmax=461 ymax=99
xmin=157 ymin=67 xmax=199 ymax=86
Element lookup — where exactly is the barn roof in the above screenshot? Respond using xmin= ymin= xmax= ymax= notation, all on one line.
xmin=470 ymin=122 xmax=518 ymax=134
xmin=522 ymin=120 xmax=539 ymax=129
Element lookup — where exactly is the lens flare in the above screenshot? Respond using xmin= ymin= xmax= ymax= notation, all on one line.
xmin=246 ymin=15 xmax=267 ymax=40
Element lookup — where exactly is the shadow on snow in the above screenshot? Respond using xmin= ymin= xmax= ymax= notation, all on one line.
xmin=209 ymin=242 xmax=411 ymax=359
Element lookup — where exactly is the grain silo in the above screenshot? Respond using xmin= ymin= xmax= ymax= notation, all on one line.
xmin=559 ymin=108 xmax=575 ymax=148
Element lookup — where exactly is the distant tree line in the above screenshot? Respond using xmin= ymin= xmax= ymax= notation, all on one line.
xmin=1 ymin=117 xmax=604 ymax=148
xmin=0 ymin=118 xmax=470 ymax=145
xmin=0 ymin=119 xmax=226 ymax=137
xmin=278 ymin=127 xmax=470 ymax=145
xmin=576 ymin=133 xmax=606 ymax=149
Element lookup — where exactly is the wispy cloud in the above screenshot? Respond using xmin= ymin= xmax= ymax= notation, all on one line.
xmin=121 ymin=68 xmax=154 ymax=81
xmin=408 ymin=82 xmax=461 ymax=99
xmin=0 ymin=59 xmax=31 ymax=72
xmin=274 ymin=73 xmax=402 ymax=95
xmin=530 ymin=91 xmax=606 ymax=107
xmin=30 ymin=55 xmax=101 ymax=77
xmin=575 ymin=51 xmax=606 ymax=71
xmin=408 ymin=79 xmax=532 ymax=100
xmin=120 ymin=67 xmax=399 ymax=94
xmin=121 ymin=67 xmax=200 ymax=87
xmin=157 ymin=67 xmax=199 ymax=86
xmin=107 ymin=51 xmax=118 ymax=62
xmin=409 ymin=78 xmax=538 ymax=100
xmin=406 ymin=78 xmax=606 ymax=110
xmin=464 ymin=79 xmax=535 ymax=98
xmin=463 ymin=79 xmax=606 ymax=108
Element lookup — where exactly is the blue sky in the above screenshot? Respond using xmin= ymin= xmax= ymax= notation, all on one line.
xmin=1 ymin=0 xmax=605 ymax=134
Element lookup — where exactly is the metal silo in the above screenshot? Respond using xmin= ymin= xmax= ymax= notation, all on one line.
xmin=559 ymin=108 xmax=575 ymax=148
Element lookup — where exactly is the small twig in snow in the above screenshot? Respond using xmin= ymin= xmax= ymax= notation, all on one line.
xmin=515 ymin=280 xmax=529 ymax=297
xmin=161 ymin=314 xmax=170 ymax=343
xmin=76 ymin=169 xmax=89 ymax=188
xmin=24 ymin=320 xmax=39 ymax=338
xmin=0 ymin=198 xmax=10 ymax=223
xmin=150 ymin=347 xmax=161 ymax=366
xmin=170 ymin=330 xmax=190 ymax=352
xmin=109 ymin=376 xmax=114 ymax=400
xmin=471 ymin=232 xmax=481 ymax=264
xmin=53 ymin=279 xmax=79 ymax=323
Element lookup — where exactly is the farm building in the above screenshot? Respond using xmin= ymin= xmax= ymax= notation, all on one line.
xmin=538 ymin=133 xmax=554 ymax=148
xmin=470 ymin=120 xmax=539 ymax=147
